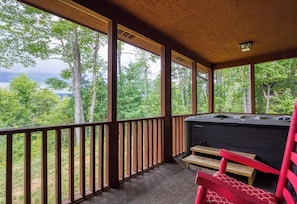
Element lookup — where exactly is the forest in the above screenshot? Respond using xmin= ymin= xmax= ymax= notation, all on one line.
xmin=0 ymin=0 xmax=296 ymax=203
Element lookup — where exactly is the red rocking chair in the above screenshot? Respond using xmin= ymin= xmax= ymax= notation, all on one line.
xmin=195 ymin=100 xmax=297 ymax=204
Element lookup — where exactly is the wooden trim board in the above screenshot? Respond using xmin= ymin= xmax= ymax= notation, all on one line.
xmin=190 ymin=145 xmax=256 ymax=159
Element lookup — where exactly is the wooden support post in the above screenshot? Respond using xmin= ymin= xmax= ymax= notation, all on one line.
xmin=250 ymin=64 xmax=255 ymax=114
xmin=107 ymin=20 xmax=119 ymax=188
xmin=209 ymin=69 xmax=214 ymax=113
xmin=161 ymin=46 xmax=173 ymax=162
xmin=192 ymin=62 xmax=197 ymax=114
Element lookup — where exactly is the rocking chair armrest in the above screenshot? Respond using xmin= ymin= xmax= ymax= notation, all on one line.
xmin=195 ymin=171 xmax=268 ymax=204
xmin=219 ymin=149 xmax=280 ymax=175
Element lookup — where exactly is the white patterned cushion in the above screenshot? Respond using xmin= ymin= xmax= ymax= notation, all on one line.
xmin=205 ymin=172 xmax=278 ymax=204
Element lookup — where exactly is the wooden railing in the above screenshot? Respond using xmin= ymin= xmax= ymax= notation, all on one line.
xmin=1 ymin=123 xmax=110 ymax=204
xmin=172 ymin=115 xmax=193 ymax=156
xmin=0 ymin=115 xmax=190 ymax=203
xmin=118 ymin=117 xmax=164 ymax=181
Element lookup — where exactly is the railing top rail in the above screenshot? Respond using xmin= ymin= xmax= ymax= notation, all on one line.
xmin=172 ymin=114 xmax=197 ymax=118
xmin=0 ymin=121 xmax=111 ymax=135
xmin=118 ymin=116 xmax=165 ymax=123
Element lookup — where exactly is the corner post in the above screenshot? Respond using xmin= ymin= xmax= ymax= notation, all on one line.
xmin=161 ymin=46 xmax=173 ymax=162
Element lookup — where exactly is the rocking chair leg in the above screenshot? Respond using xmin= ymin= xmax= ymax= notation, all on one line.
xmin=195 ymin=186 xmax=207 ymax=204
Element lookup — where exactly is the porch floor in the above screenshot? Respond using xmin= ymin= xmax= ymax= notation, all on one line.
xmin=81 ymin=157 xmax=278 ymax=204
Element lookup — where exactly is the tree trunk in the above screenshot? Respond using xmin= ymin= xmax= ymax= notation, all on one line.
xmin=246 ymin=84 xmax=252 ymax=113
xmin=184 ymin=69 xmax=190 ymax=111
xmin=242 ymin=69 xmax=251 ymax=113
xmin=177 ymin=66 xmax=185 ymax=106
xmin=72 ymin=28 xmax=84 ymax=144
xmin=89 ymin=33 xmax=100 ymax=123
xmin=265 ymin=85 xmax=271 ymax=113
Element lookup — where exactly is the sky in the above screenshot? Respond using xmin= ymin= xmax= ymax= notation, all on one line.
xmin=2 ymin=59 xmax=67 ymax=75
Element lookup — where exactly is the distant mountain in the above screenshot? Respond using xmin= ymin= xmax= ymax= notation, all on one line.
xmin=0 ymin=71 xmax=59 ymax=83
xmin=0 ymin=72 xmax=18 ymax=82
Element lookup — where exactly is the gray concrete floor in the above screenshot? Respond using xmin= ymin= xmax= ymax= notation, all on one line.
xmin=81 ymin=157 xmax=278 ymax=204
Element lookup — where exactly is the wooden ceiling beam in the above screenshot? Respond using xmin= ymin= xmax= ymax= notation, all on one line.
xmin=213 ymin=48 xmax=297 ymax=69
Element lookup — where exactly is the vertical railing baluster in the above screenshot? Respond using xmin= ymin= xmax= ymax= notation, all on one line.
xmin=55 ymin=129 xmax=62 ymax=204
xmin=144 ymin=120 xmax=149 ymax=169
xmin=138 ymin=121 xmax=143 ymax=172
xmin=119 ymin=123 xmax=124 ymax=180
xmin=90 ymin=125 xmax=96 ymax=194
xmin=101 ymin=125 xmax=105 ymax=188
xmin=80 ymin=126 xmax=86 ymax=198
xmin=25 ymin=131 xmax=31 ymax=204
xmin=105 ymin=125 xmax=109 ymax=186
xmin=151 ymin=119 xmax=155 ymax=166
xmin=175 ymin=118 xmax=178 ymax=155
xmin=180 ymin=117 xmax=183 ymax=154
xmin=127 ymin=122 xmax=131 ymax=177
xmin=158 ymin=119 xmax=162 ymax=163
xmin=98 ymin=125 xmax=103 ymax=189
xmin=177 ymin=117 xmax=180 ymax=155
xmin=154 ymin=119 xmax=158 ymax=165
xmin=69 ymin=128 xmax=74 ymax=202
xmin=132 ymin=121 xmax=137 ymax=174
xmin=149 ymin=120 xmax=153 ymax=167
xmin=176 ymin=117 xmax=178 ymax=155
xmin=6 ymin=133 xmax=12 ymax=204
xmin=171 ymin=118 xmax=174 ymax=156
xmin=122 ymin=123 xmax=125 ymax=180
xmin=161 ymin=118 xmax=165 ymax=161
xmin=42 ymin=130 xmax=48 ymax=204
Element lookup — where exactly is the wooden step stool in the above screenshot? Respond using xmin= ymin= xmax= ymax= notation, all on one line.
xmin=183 ymin=145 xmax=257 ymax=185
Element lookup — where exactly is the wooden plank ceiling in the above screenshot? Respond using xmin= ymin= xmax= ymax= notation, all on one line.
xmin=100 ymin=0 xmax=297 ymax=68
xmin=22 ymin=0 xmax=297 ymax=68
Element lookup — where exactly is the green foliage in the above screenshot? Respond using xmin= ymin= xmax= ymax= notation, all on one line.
xmin=0 ymin=1 xmax=51 ymax=68
xmin=214 ymin=66 xmax=250 ymax=112
xmin=0 ymin=74 xmax=72 ymax=128
xmin=214 ymin=60 xmax=297 ymax=114
xmin=171 ymin=62 xmax=192 ymax=115
xmin=82 ymin=72 xmax=108 ymax=122
xmin=255 ymin=58 xmax=297 ymax=114
xmin=117 ymin=46 xmax=161 ymax=120
xmin=197 ymin=72 xmax=209 ymax=113
xmin=46 ymin=77 xmax=69 ymax=90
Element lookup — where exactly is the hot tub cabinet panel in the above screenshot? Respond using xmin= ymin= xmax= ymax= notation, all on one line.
xmin=185 ymin=113 xmax=290 ymax=170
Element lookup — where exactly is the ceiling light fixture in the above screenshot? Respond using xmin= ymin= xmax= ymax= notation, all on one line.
xmin=239 ymin=41 xmax=253 ymax=52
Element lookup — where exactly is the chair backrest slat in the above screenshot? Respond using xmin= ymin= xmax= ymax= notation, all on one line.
xmin=282 ymin=188 xmax=295 ymax=204
xmin=287 ymin=170 xmax=297 ymax=193
xmin=291 ymin=152 xmax=297 ymax=164
xmin=275 ymin=101 xmax=297 ymax=202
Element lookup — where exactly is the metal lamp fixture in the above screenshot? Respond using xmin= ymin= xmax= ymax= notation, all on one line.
xmin=239 ymin=41 xmax=253 ymax=52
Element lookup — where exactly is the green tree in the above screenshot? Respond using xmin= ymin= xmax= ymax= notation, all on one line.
xmin=255 ymin=58 xmax=297 ymax=114
xmin=197 ymin=71 xmax=208 ymax=113
xmin=0 ymin=88 xmax=25 ymax=127
xmin=0 ymin=1 xmax=108 ymax=144
xmin=0 ymin=1 xmax=51 ymax=69
xmin=117 ymin=45 xmax=160 ymax=119
xmin=171 ymin=62 xmax=192 ymax=115
xmin=214 ymin=66 xmax=249 ymax=113
xmin=0 ymin=74 xmax=71 ymax=128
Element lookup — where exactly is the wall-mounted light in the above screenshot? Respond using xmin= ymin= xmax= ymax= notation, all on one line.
xmin=239 ymin=41 xmax=253 ymax=52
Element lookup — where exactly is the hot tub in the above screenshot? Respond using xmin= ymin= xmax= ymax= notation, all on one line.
xmin=185 ymin=113 xmax=291 ymax=169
